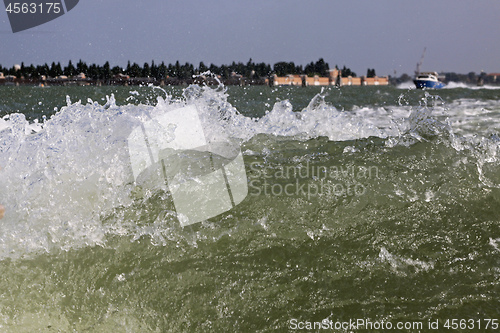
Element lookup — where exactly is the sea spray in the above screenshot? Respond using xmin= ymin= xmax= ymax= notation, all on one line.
xmin=0 ymin=84 xmax=499 ymax=331
xmin=1 ymin=85 xmax=500 ymax=259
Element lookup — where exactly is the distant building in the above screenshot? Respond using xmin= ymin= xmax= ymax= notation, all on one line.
xmin=3 ymin=75 xmax=17 ymax=86
xmin=270 ymin=67 xmax=388 ymax=87
xmin=487 ymin=73 xmax=500 ymax=83
xmin=362 ymin=76 xmax=389 ymax=86
xmin=340 ymin=76 xmax=362 ymax=86
xmin=305 ymin=75 xmax=330 ymax=86
xmin=271 ymin=74 xmax=304 ymax=86
xmin=114 ymin=73 xmax=130 ymax=80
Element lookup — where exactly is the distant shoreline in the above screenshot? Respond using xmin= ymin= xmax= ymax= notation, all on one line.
xmin=1 ymin=76 xmax=498 ymax=87
xmin=0 ymin=58 xmax=498 ymax=87
xmin=0 ymin=75 xmax=267 ymax=87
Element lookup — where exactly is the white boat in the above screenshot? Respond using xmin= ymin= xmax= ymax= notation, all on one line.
xmin=413 ymin=72 xmax=445 ymax=89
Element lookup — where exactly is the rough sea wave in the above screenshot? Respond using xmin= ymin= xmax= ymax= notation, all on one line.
xmin=0 ymin=84 xmax=499 ymax=331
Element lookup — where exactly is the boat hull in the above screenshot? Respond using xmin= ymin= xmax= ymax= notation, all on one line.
xmin=413 ymin=79 xmax=445 ymax=89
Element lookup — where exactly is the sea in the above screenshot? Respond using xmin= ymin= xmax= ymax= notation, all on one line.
xmin=0 ymin=81 xmax=499 ymax=332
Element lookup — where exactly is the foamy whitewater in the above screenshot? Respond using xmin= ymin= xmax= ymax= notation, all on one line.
xmin=0 ymin=84 xmax=499 ymax=331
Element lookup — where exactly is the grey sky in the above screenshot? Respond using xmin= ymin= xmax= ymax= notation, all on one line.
xmin=1 ymin=0 xmax=499 ymax=76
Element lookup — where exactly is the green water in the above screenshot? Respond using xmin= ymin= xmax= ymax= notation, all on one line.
xmin=0 ymin=84 xmax=499 ymax=332
xmin=2 ymin=85 xmax=499 ymax=119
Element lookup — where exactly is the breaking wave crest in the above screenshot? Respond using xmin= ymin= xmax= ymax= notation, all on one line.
xmin=0 ymin=84 xmax=499 ymax=259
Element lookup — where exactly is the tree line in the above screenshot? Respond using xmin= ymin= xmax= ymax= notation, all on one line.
xmin=0 ymin=58 xmax=359 ymax=81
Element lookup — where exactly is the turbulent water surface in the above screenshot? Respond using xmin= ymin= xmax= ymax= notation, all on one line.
xmin=0 ymin=83 xmax=499 ymax=332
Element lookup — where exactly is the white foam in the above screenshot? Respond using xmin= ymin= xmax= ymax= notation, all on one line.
xmin=396 ymin=81 xmax=416 ymax=90
xmin=0 ymin=96 xmax=161 ymax=258
xmin=379 ymin=247 xmax=434 ymax=274
xmin=444 ymin=81 xmax=500 ymax=90
xmin=397 ymin=80 xmax=500 ymax=90
xmin=0 ymin=85 xmax=499 ymax=258
xmin=490 ymin=238 xmax=500 ymax=252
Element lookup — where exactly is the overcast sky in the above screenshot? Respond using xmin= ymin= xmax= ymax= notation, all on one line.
xmin=1 ymin=0 xmax=499 ymax=76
